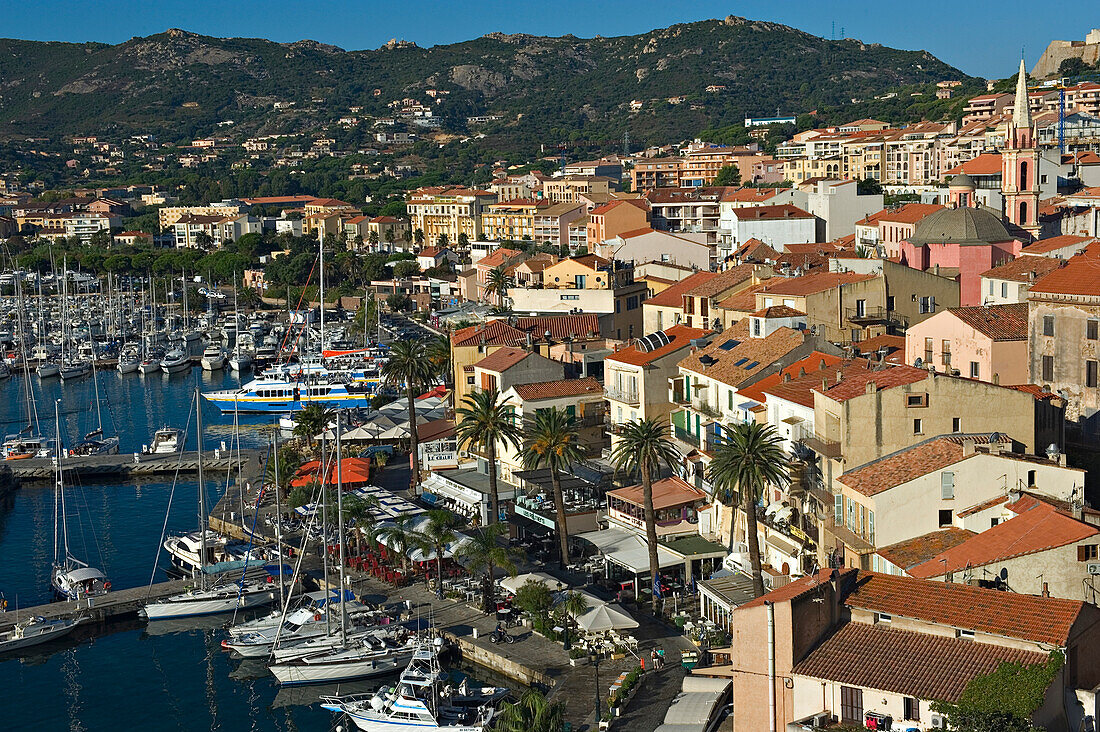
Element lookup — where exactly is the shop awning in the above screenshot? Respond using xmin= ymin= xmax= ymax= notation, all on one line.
xmin=765 ymin=531 xmax=799 ymax=558
xmin=577 ymin=528 xmax=681 ymax=574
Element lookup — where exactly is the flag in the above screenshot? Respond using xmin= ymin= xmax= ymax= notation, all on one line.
xmin=653 ymin=575 xmax=662 ymax=599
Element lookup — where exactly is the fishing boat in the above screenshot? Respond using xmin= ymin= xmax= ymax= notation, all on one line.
xmin=160 ymin=347 xmax=191 ymax=374
xmin=321 ymin=640 xmax=510 ymax=731
xmin=200 ymin=343 xmax=226 ymax=371
xmin=51 ymin=404 xmax=111 ymax=602
xmin=0 ymin=615 xmax=85 ymax=654
xmin=142 ymin=389 xmax=276 ymax=620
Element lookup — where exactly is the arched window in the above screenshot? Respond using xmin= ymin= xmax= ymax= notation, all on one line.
xmin=1020 ymin=161 xmax=1029 ymax=190
xmin=1019 ymin=201 xmax=1028 ymax=224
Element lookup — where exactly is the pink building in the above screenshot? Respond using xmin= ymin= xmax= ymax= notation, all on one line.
xmin=900 ymin=206 xmax=1023 ymax=306
xmin=903 ymin=303 xmax=1029 ymax=384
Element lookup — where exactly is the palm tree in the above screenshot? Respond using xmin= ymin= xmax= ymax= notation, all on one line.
xmin=521 ymin=408 xmax=586 ymax=567
xmin=414 ymin=509 xmax=461 ymax=598
xmin=376 ymin=514 xmax=419 ymax=575
xmin=454 ymin=389 xmax=522 ymax=524
xmin=367 ymin=230 xmax=379 ymax=251
xmin=293 ymin=403 xmax=333 ymax=451
xmin=495 ymin=689 xmax=565 ymax=732
xmin=342 ymin=493 xmax=380 ymax=555
xmin=708 ymin=422 xmax=790 ymax=598
xmin=485 ymin=266 xmax=512 ymax=306
xmin=413 ymin=228 xmax=425 ymax=246
xmin=556 ymin=590 xmax=589 ymax=637
xmin=382 ymin=340 xmax=434 ymax=486
xmin=426 ymin=334 xmax=452 ymax=386
xmin=456 ymin=522 xmax=519 ymax=613
xmin=608 ymin=419 xmax=682 ymax=612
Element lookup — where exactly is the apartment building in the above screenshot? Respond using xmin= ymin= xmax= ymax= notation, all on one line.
xmin=481 ymin=198 xmax=545 ymax=241
xmin=542 ymin=176 xmax=612 ymax=204
xmin=531 ymin=202 xmax=585 ymax=248
xmin=904 ymin=303 xmax=1029 ymax=383
xmin=407 ymin=186 xmax=496 ymax=242
xmin=631 ymin=158 xmax=684 ymax=191
xmin=586 ymin=199 xmax=648 ymax=244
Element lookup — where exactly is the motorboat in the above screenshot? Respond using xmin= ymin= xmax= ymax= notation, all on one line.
xmin=228 ymin=352 xmax=252 ymax=372
xmin=145 ymin=426 xmax=184 ymax=455
xmin=36 ymin=361 xmax=60 ymax=379
xmin=68 ymin=436 xmax=120 ymax=456
xmin=161 ymin=530 xmax=270 ymax=577
xmin=139 ymin=355 xmax=162 ymax=375
xmin=2 ymin=435 xmax=53 ymax=460
xmin=117 ymin=346 xmax=141 ymax=374
xmin=321 ymin=640 xmax=510 ymax=731
xmin=161 ymin=348 xmax=191 ymax=374
xmin=269 ymin=631 xmax=418 ymax=686
xmin=203 ymin=377 xmax=374 ymax=414
xmin=0 ymin=615 xmax=85 ymax=654
xmin=226 ymin=589 xmax=366 ymax=641
xmin=201 ymin=343 xmax=226 ymax=371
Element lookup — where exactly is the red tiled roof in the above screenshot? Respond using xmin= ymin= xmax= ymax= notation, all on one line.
xmin=644 ymin=271 xmax=716 ymax=307
xmin=678 ymin=321 xmax=808 ymax=388
xmin=945 ymin=152 xmax=1003 ymax=176
xmin=607 ymin=475 xmax=707 ymax=510
xmin=715 ymin=278 xmax=786 ymax=313
xmin=730 ymin=203 xmax=814 ymax=221
xmin=750 ymin=305 xmax=805 ymax=318
xmin=838 ymin=435 xmax=994 ymax=496
xmin=980 ymin=255 xmax=1064 ymax=282
xmin=1005 ymin=383 xmax=1060 ymax=400
xmin=740 ymin=567 xmax=858 ymax=609
xmin=756 ymin=271 xmax=877 ymax=297
xmin=472 ymin=346 xmax=531 ymax=373
xmin=757 ymin=358 xmax=869 ymax=408
xmin=731 ymin=238 xmax=780 ymax=262
xmin=909 ymin=498 xmax=1099 ymax=579
xmin=451 ymin=320 xmax=526 ymax=348
xmin=1021 ymin=234 xmax=1095 ymax=255
xmin=791 ymin=622 xmax=1047 ymax=703
xmin=514 ymin=314 xmax=601 ymax=340
xmin=947 ymin=303 xmax=1028 ymax=341
xmin=820 ymin=363 xmax=927 ymax=403
xmin=738 ymin=352 xmax=847 ymax=405
xmin=607 ymin=324 xmax=707 ymax=367
xmin=857 ymin=202 xmax=944 ymax=226
xmin=876 ymin=528 xmax=976 ymax=571
xmin=1029 ymin=255 xmax=1100 ymax=297
xmin=689 ymin=264 xmax=758 ymax=299
xmin=851 ymin=334 xmax=905 ymax=357
xmin=845 ymin=571 xmax=1085 ymax=645
xmin=478 ymin=248 xmax=522 ymax=269
xmin=511 ymin=376 xmax=603 ymax=401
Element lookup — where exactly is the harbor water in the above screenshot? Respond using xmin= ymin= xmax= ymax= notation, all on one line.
xmin=0 ymin=368 xmax=344 ymax=730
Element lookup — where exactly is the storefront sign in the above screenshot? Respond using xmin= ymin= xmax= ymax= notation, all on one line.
xmin=423 ymin=438 xmax=458 ymax=469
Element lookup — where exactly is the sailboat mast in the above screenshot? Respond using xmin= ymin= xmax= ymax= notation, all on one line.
xmin=273 ymin=429 xmax=285 ymax=611
xmin=319 ymin=234 xmax=325 ymax=354
xmin=55 ymin=401 xmax=69 ymax=567
xmin=321 ymin=430 xmax=331 ymax=639
xmin=336 ymin=412 xmax=347 ymax=646
xmin=195 ymin=388 xmax=207 ymax=590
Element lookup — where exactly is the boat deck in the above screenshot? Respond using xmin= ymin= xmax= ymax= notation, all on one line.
xmin=0 ymin=578 xmax=194 ymax=631
xmin=6 ymin=448 xmax=265 ymax=480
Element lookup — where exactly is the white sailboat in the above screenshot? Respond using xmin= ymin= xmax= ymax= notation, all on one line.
xmin=228 ymin=282 xmax=252 ymax=372
xmin=142 ymin=389 xmax=275 ymax=621
xmin=0 ymin=614 xmax=85 ymax=654
xmin=71 ymin=355 xmax=119 ymax=456
xmin=51 ymin=402 xmax=111 ymax=602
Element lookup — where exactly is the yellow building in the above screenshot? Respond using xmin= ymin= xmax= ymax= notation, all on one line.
xmin=542 ymin=176 xmax=612 ymax=204
xmin=481 ymin=199 xmax=544 ymax=241
xmin=407 ymin=186 xmax=496 ymax=242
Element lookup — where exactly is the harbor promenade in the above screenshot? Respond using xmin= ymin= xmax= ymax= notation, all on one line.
xmin=6 ymin=448 xmax=265 ymax=481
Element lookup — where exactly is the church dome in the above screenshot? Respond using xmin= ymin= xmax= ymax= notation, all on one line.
xmin=910 ymin=206 xmax=1012 ymax=246
xmin=948 ymin=173 xmax=975 ymax=189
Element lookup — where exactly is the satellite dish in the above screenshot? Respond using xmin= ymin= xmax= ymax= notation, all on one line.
xmin=1046 ymin=443 xmax=1060 ymax=459
xmin=914 ymin=357 xmax=923 ymax=368
xmin=999 ymin=568 xmax=1009 ymax=581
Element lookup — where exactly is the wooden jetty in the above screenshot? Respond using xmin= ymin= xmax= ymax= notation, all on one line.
xmin=0 ymin=578 xmax=193 ymax=632
xmin=7 ymin=448 xmax=265 ymax=481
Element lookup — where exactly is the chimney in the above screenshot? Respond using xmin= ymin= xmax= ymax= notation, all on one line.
xmin=822 ymin=377 xmax=829 ymax=392
xmin=865 ymin=380 xmax=877 ymax=394
xmin=783 ymin=373 xmax=792 ymax=382
xmin=836 ymin=370 xmax=844 ymax=383
xmin=988 ymin=440 xmax=1003 ymax=455
xmin=962 ymin=439 xmax=976 ymax=455
xmin=1042 ymin=582 xmax=1050 ymax=598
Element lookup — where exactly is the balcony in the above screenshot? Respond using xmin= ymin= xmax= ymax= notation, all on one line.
xmin=674 ymin=426 xmax=701 ymax=449
xmin=604 ymin=386 xmax=640 ymax=406
xmin=575 ymin=413 xmax=608 ymax=429
xmin=801 ymin=435 xmax=842 ymax=460
xmin=845 ymin=306 xmax=908 ymax=328
xmin=690 ymin=400 xmax=723 ymax=421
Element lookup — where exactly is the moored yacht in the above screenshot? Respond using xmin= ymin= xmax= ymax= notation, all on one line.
xmin=145 ymin=426 xmax=184 ymax=455
xmin=200 ymin=343 xmax=226 ymax=371
xmin=161 ymin=347 xmax=190 ymax=374
xmin=203 ymin=377 xmax=373 ymax=413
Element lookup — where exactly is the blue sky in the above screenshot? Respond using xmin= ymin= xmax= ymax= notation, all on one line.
xmin=2 ymin=0 xmax=1094 ymax=79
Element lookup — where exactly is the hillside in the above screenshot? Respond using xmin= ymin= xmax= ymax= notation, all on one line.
xmin=0 ymin=17 xmax=970 ymax=149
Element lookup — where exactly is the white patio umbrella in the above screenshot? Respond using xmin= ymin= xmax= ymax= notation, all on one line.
xmin=499 ymin=572 xmax=562 ymax=595
xmin=575 ymin=603 xmax=639 ymax=633
xmin=409 ymin=533 xmax=472 ymax=562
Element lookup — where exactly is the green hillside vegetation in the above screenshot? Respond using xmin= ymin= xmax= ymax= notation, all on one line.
xmin=0 ymin=16 xmax=970 ymax=150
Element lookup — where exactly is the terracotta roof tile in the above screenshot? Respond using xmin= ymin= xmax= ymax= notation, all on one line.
xmin=1021 ymin=234 xmax=1096 ymax=255
xmin=678 ymin=321 xmax=808 ymax=388
xmin=716 ymin=278 xmax=786 ymax=313
xmin=731 ymin=203 xmax=814 ymax=221
xmin=607 ymin=475 xmax=707 ymax=511
xmin=750 ymin=305 xmax=805 ymax=318
xmin=1029 ymin=255 xmax=1100 ymax=297
xmin=511 ymin=376 xmax=603 ymax=401
xmin=845 ymin=571 xmax=1084 ymax=645
xmin=756 ymin=271 xmax=877 ymax=297
xmin=738 ymin=352 xmax=847 ymax=405
xmin=606 ymin=324 xmax=707 ymax=367
xmin=740 ymin=567 xmax=858 ymax=609
xmin=908 ymin=499 xmax=1099 ymax=579
xmin=791 ymin=622 xmax=1048 ymax=702
xmin=820 ymin=362 xmax=928 ymax=403
xmin=758 ymin=358 xmax=869 ymax=408
xmin=838 ymin=434 xmax=996 ymax=496
xmin=514 ymin=314 xmax=601 ymax=340
xmin=478 ymin=248 xmax=523 ymax=269
xmin=644 ymin=272 xmax=716 ymax=307
xmin=451 ymin=320 xmax=526 ymax=348
xmin=945 ymin=152 xmax=1003 ymax=176
xmin=876 ymin=528 xmax=976 ymax=571
xmin=856 ymin=203 xmax=944 ymax=226
xmin=980 ymin=255 xmax=1064 ymax=283
xmin=947 ymin=303 xmax=1028 ymax=341
xmin=472 ymin=346 xmax=531 ymax=373
xmin=731 ymin=238 xmax=780 ymax=262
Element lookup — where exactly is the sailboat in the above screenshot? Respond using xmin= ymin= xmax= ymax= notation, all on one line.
xmin=70 ymin=354 xmax=120 ymax=456
xmin=58 ymin=264 xmax=91 ymax=382
xmin=228 ymin=280 xmax=252 ymax=372
xmin=51 ymin=402 xmax=111 ymax=601
xmin=35 ymin=274 xmax=60 ymax=380
xmin=141 ymin=389 xmax=276 ymax=620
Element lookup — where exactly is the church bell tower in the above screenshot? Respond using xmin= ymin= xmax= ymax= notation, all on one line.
xmin=1002 ymin=59 xmax=1041 ymax=240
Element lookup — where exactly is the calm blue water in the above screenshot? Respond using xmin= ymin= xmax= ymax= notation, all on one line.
xmin=0 ymin=367 xmax=343 ymax=731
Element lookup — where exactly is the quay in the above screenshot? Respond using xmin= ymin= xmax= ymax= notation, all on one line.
xmin=0 ymin=578 xmax=193 ymax=631
xmin=7 ymin=448 xmax=265 ymax=481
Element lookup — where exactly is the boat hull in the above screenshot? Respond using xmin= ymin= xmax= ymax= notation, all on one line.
xmin=203 ymin=393 xmax=373 ymax=414
xmin=271 ymin=653 xmax=408 ymax=686
xmin=144 ymin=588 xmax=275 ymax=620
xmin=139 ymin=362 xmax=161 ymax=374
xmin=201 ymin=356 xmax=225 ymax=371
xmin=36 ymin=364 xmax=60 ymax=379
xmin=0 ymin=617 xmax=84 ymax=654
xmin=161 ymin=359 xmax=191 ymax=374
xmin=117 ymin=360 xmax=140 ymax=374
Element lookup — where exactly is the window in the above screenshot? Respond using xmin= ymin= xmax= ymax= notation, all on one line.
xmin=941 ymin=471 xmax=955 ymax=499
xmin=466 ymin=376 xmax=475 ymax=385
xmin=875 ymin=612 xmax=892 ymax=624
xmin=1090 ymin=320 xmax=1099 ymax=341
xmin=952 ymin=417 xmax=961 ymax=433
xmin=956 ymin=628 xmax=975 ymax=640
xmin=1089 ymin=361 xmax=1098 ymax=389
xmin=913 ymin=418 xmax=923 ymax=434
xmin=907 ymin=393 xmax=928 ymax=407
xmin=1001 ymin=281 xmax=1008 ymax=299
xmin=1078 ymin=545 xmax=1099 ymax=562
xmin=1043 ymin=315 xmax=1055 ymax=336
xmin=941 ymin=340 xmax=952 ymax=366
xmin=626 ymin=295 xmax=639 ymax=310
xmin=924 ymin=337 xmax=933 ymax=365
xmin=969 ymin=361 xmax=980 ymax=379
xmin=1027 ymin=470 xmax=1036 ymax=486
xmin=988 ymin=280 xmax=994 ymax=296
xmin=855 ymin=299 xmax=866 ymax=317
xmin=752 ymin=319 xmax=761 ymax=336
xmin=886 ymin=295 xmax=895 ymax=311
xmin=560 ymin=294 xmax=579 ymax=301
xmin=903 ymin=697 xmax=920 ymax=722
xmin=851 ymin=329 xmax=862 ymax=343
xmin=1042 ymin=355 xmax=1054 ymax=382
xmin=574 ymin=274 xmax=586 ymax=289
xmin=728 ymin=390 xmax=734 ymax=410
xmin=939 ymin=509 xmax=953 ymax=527
xmin=834 ymin=493 xmax=843 ymax=526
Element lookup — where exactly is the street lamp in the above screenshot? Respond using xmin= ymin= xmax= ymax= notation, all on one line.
xmin=591 ymin=651 xmax=601 ymax=722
